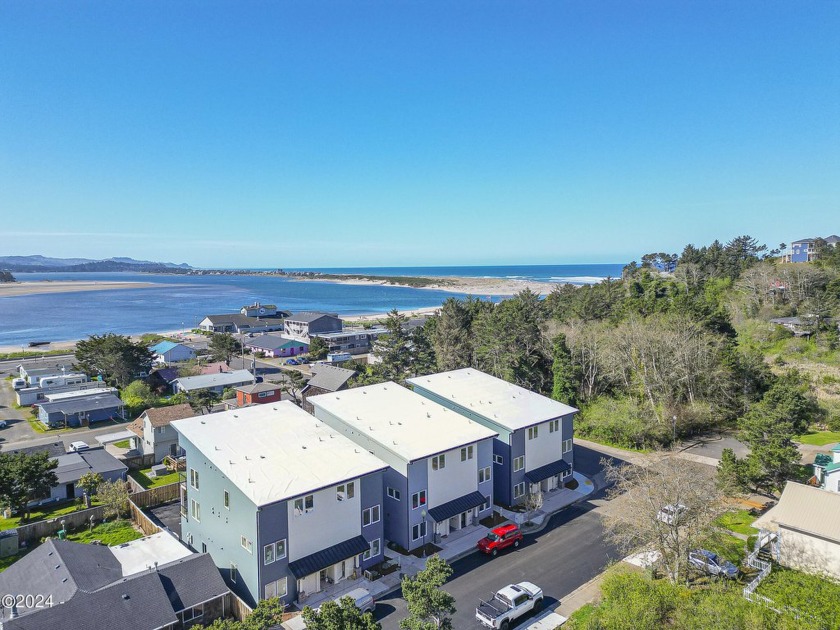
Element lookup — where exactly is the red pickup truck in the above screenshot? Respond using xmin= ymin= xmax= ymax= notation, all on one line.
xmin=477 ymin=524 xmax=523 ymax=556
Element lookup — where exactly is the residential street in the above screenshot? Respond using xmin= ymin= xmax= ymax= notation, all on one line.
xmin=374 ymin=444 xmax=625 ymax=629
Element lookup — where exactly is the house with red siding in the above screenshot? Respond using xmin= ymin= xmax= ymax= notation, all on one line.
xmin=235 ymin=382 xmax=283 ymax=406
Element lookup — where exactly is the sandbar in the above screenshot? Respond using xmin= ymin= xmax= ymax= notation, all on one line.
xmin=0 ymin=281 xmax=159 ymax=298
xmin=296 ymin=275 xmax=559 ymax=297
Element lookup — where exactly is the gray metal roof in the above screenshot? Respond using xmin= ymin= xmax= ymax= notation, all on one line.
xmin=172 ymin=369 xmax=254 ymax=391
xmin=53 ymin=448 xmax=127 ymax=484
xmin=287 ymin=535 xmax=369 ymax=579
xmin=38 ymin=393 xmax=124 ymax=414
xmin=235 ymin=382 xmax=280 ymax=395
xmin=286 ymin=311 xmax=340 ymax=324
xmin=6 ymin=442 xmax=66 ymax=457
xmin=305 ymin=364 xmax=356 ymax=392
xmin=245 ymin=333 xmax=302 ymax=351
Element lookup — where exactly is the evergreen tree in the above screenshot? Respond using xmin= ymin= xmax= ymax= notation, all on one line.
xmin=209 ymin=332 xmax=241 ymax=364
xmin=432 ymin=298 xmax=473 ymax=371
xmin=551 ymin=333 xmax=579 ymax=406
xmin=400 ymin=555 xmax=456 ymax=630
xmin=371 ymin=309 xmax=414 ymax=383
xmin=74 ymin=333 xmax=154 ymax=387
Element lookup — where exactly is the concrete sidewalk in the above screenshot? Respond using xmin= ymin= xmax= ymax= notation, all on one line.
xmin=498 ymin=472 xmax=595 ymax=532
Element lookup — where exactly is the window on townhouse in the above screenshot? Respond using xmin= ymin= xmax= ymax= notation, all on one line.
xmin=431 ymin=454 xmax=446 ymax=470
xmin=387 ymin=487 xmax=401 ymax=501
xmin=201 ymin=542 xmax=207 ymax=553
xmin=294 ymin=494 xmax=315 ymax=515
xmin=563 ymin=438 xmax=573 ymax=453
xmin=190 ymin=468 xmax=200 ymax=490
xmin=264 ymin=577 xmax=287 ymax=599
xmin=186 ymin=533 xmax=194 ymax=546
xmin=230 ymin=563 xmax=237 ymax=583
xmin=412 ymin=521 xmax=427 ymax=541
xmin=460 ymin=445 xmax=474 ymax=461
xmin=549 ymin=419 xmax=559 ymax=433
xmin=264 ymin=539 xmax=287 ymax=565
xmin=363 ymin=505 xmax=381 ymax=527
xmin=478 ymin=466 xmax=491 ymax=484
xmin=241 ymin=536 xmax=253 ymax=554
xmin=493 ymin=454 xmax=503 ymax=465
xmin=411 ymin=490 xmax=427 ymax=509
xmin=190 ymin=499 xmax=200 ymax=522
xmin=337 ymin=482 xmax=355 ymax=501
xmin=528 ymin=426 xmax=539 ymax=440
xmin=363 ymin=538 xmax=381 ymax=561
xmin=513 ymin=456 xmax=525 ymax=472
xmin=480 ymin=495 xmax=491 ymax=511
xmin=223 ymin=490 xmax=230 ymax=509
xmin=513 ymin=482 xmax=526 ymax=500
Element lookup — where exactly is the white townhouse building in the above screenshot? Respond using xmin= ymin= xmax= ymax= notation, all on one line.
xmin=172 ymin=402 xmax=388 ymax=607
xmin=309 ymin=382 xmax=498 ymax=552
xmin=408 ymin=368 xmax=578 ymax=507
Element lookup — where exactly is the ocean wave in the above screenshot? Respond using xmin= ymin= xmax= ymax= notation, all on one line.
xmin=549 ymin=276 xmax=606 ymax=285
xmin=505 ymin=275 xmax=526 ymax=279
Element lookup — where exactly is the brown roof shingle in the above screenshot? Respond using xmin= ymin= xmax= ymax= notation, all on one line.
xmin=138 ymin=403 xmax=195 ymax=428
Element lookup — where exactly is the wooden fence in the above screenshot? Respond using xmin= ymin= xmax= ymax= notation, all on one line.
xmin=129 ymin=482 xmax=180 ymax=509
xmin=227 ymin=592 xmax=254 ymax=621
xmin=15 ymin=505 xmax=106 ymax=543
xmin=127 ymin=499 xmax=161 ymax=536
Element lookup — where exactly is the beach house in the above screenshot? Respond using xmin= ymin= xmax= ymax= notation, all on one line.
xmin=172 ymin=402 xmax=388 ymax=607
xmin=283 ymin=312 xmax=343 ymax=342
xmin=309 ymin=382 xmax=497 ymax=551
xmin=127 ymin=403 xmax=195 ymax=462
xmin=244 ymin=333 xmax=308 ymax=358
xmin=172 ymin=369 xmax=254 ymax=395
xmin=407 ymin=368 xmax=578 ymax=507
xmin=149 ymin=340 xmax=196 ymax=364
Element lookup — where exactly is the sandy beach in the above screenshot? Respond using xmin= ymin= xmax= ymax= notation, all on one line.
xmin=298 ymin=275 xmax=558 ymax=297
xmin=0 ymin=280 xmax=159 ymax=298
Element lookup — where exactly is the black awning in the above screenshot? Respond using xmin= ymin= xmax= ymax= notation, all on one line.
xmin=287 ymin=535 xmax=370 ymax=579
xmin=524 ymin=459 xmax=571 ymax=484
xmin=427 ymin=491 xmax=487 ymax=522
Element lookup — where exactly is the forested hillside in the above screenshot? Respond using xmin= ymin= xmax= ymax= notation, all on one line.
xmin=362 ymin=235 xmax=840 ymax=494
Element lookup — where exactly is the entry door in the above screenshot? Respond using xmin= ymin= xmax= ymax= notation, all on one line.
xmin=460 ymin=512 xmax=467 ymax=528
xmin=66 ymin=483 xmax=75 ymax=499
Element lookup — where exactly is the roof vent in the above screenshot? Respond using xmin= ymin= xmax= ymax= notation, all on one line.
xmin=201 ymin=420 xmax=206 ymax=424
xmin=260 ymin=455 xmax=266 ymax=459
xmin=393 ymin=441 xmax=398 ymax=445
xmin=122 ymin=594 xmax=130 ymax=600
xmin=55 ymin=565 xmax=60 ymax=570
xmin=426 ymin=412 xmax=431 ymax=418
xmin=215 ymin=446 xmax=220 ymax=450
xmin=302 ymin=445 xmax=307 ymax=449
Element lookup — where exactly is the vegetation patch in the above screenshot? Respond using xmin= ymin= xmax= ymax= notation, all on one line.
xmin=0 ymin=498 xmax=102 ymax=531
xmin=714 ymin=510 xmax=759 ymax=537
xmin=755 ymin=565 xmax=840 ymax=629
xmin=66 ymin=520 xmax=142 ymax=546
xmin=129 ymin=468 xmax=180 ymax=489
xmin=795 ymin=430 xmax=840 ymax=446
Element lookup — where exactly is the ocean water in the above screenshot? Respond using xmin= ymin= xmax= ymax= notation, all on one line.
xmin=0 ymin=264 xmax=623 ymax=346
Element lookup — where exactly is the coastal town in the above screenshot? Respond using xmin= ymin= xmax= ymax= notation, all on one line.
xmin=1 ymin=233 xmax=840 ymax=629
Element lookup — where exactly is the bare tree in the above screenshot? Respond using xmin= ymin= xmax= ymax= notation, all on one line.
xmin=523 ymin=490 xmax=544 ymax=525
xmin=600 ymin=455 xmax=725 ymax=584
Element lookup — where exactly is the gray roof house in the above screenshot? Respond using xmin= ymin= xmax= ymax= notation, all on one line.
xmin=127 ymin=403 xmax=196 ymax=463
xmin=301 ymin=364 xmax=356 ymax=413
xmin=0 ymin=538 xmax=229 ymax=629
xmin=49 ymin=447 xmax=128 ymax=503
xmin=284 ymin=312 xmax=343 ymax=342
xmin=408 ymin=368 xmax=579 ymax=507
xmin=198 ymin=313 xmax=284 ymax=334
xmin=172 ymin=402 xmax=388 ymax=608
xmin=37 ymin=392 xmax=125 ymax=428
xmin=172 ymin=369 xmax=254 ymax=395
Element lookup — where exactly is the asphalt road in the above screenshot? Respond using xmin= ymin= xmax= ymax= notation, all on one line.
xmin=374 ymin=444 xmax=623 ymax=629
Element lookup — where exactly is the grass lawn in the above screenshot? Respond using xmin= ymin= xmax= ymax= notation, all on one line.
xmin=0 ymin=499 xmax=100 ymax=531
xmin=113 ymin=439 xmax=131 ymax=448
xmin=130 ymin=468 xmax=180 ymax=489
xmin=796 ymin=430 xmax=840 ymax=446
xmin=714 ymin=509 xmax=759 ymax=537
xmin=67 ymin=520 xmax=142 ymax=545
xmin=756 ymin=565 xmax=840 ymax=628
xmin=701 ymin=531 xmax=749 ymax=565
xmin=0 ymin=548 xmax=31 ymax=573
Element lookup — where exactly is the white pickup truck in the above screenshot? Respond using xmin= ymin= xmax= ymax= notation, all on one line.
xmin=476 ymin=581 xmax=544 ymax=629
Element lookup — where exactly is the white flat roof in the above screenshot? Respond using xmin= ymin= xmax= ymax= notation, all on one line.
xmin=407 ymin=368 xmax=578 ymax=431
xmin=110 ymin=532 xmax=193 ymax=576
xmin=172 ymin=401 xmax=387 ymax=507
xmin=308 ymin=382 xmax=498 ymax=462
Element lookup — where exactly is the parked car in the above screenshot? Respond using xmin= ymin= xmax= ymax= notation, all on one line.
xmin=657 ymin=503 xmax=687 ymax=525
xmin=476 ymin=582 xmax=543 ymax=629
xmin=69 ymin=441 xmax=90 ymax=452
xmin=285 ymin=358 xmax=300 ymax=366
xmin=297 ymin=357 xmax=310 ymax=364
xmin=333 ymin=587 xmax=375 ymax=614
xmin=477 ymin=524 xmax=523 ymax=557
xmin=688 ymin=549 xmax=739 ymax=579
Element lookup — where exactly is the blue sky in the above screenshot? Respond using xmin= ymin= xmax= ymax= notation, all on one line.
xmin=1 ymin=1 xmax=838 ymax=268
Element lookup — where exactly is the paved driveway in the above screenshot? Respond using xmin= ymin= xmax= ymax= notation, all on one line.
xmin=681 ymin=432 xmax=750 ymax=461
xmin=374 ymin=444 xmax=624 ymax=629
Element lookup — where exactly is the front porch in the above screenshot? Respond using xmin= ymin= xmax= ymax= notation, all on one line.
xmin=428 ymin=490 xmax=487 ymax=539
xmin=290 ymin=535 xmax=370 ymax=605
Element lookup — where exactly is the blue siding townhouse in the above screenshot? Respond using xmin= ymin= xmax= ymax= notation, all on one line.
xmin=408 ymin=369 xmax=578 ymax=507
xmin=172 ymin=402 xmax=387 ymax=607
xmin=310 ymin=382 xmax=498 ymax=552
